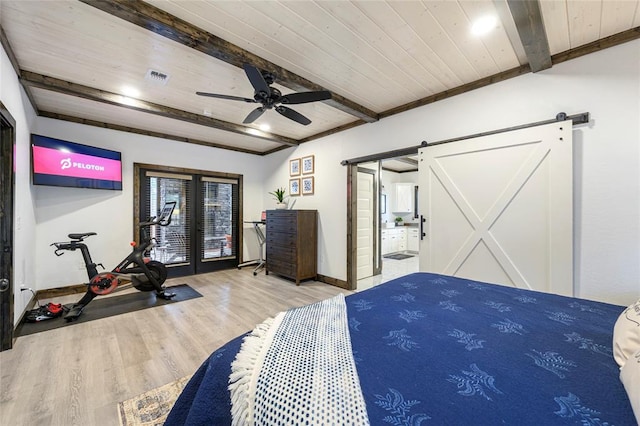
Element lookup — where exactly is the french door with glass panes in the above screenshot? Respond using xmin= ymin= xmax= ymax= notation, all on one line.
xmin=138 ymin=167 xmax=241 ymax=276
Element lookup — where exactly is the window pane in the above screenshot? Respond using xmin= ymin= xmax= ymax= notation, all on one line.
xmin=145 ymin=174 xmax=191 ymax=265
xmin=202 ymin=179 xmax=236 ymax=260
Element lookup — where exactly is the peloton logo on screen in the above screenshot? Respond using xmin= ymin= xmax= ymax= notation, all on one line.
xmin=60 ymin=157 xmax=106 ymax=172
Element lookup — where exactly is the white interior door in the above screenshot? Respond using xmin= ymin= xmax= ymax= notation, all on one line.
xmin=357 ymin=171 xmax=375 ymax=280
xmin=418 ymin=120 xmax=573 ymax=296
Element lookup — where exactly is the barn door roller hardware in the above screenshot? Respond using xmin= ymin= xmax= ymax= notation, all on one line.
xmin=422 ymin=112 xmax=590 ymax=148
xmin=341 ymin=112 xmax=589 ymax=165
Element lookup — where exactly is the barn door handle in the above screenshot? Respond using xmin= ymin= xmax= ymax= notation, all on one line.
xmin=420 ymin=215 xmax=426 ymax=240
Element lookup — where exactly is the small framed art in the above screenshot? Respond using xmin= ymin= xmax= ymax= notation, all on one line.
xmin=289 ymin=178 xmax=300 ymax=196
xmin=301 ymin=176 xmax=314 ymax=195
xmin=289 ymin=158 xmax=301 ymax=176
xmin=302 ymin=155 xmax=314 ymax=174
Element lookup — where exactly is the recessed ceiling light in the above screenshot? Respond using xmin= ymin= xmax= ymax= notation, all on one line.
xmin=471 ymin=15 xmax=497 ymax=36
xmin=246 ymin=128 xmax=261 ymax=136
xmin=121 ymin=86 xmax=140 ymax=98
xmin=259 ymin=124 xmax=270 ymax=131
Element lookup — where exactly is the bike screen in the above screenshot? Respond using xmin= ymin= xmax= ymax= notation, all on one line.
xmin=157 ymin=201 xmax=176 ymax=226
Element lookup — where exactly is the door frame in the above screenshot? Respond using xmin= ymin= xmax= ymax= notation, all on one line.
xmin=134 ymin=163 xmax=244 ymax=277
xmin=347 ymin=162 xmax=387 ymax=290
xmin=356 ymin=167 xmax=379 ymax=280
xmin=0 ymin=102 xmax=16 ymax=351
xmin=347 ymin=149 xmax=420 ymax=290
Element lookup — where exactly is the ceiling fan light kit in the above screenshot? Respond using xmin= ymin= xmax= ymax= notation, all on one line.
xmin=197 ymin=63 xmax=331 ymax=125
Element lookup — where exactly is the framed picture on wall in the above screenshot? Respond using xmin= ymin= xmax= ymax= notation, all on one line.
xmin=302 ymin=155 xmax=314 ymax=174
xmin=289 ymin=178 xmax=300 ymax=196
xmin=301 ymin=176 xmax=314 ymax=195
xmin=289 ymin=158 xmax=301 ymax=176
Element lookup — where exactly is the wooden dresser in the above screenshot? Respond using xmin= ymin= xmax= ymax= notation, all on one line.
xmin=265 ymin=209 xmax=317 ymax=285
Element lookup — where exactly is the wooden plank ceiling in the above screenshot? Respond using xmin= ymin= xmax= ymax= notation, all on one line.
xmin=1 ymin=0 xmax=639 ymax=157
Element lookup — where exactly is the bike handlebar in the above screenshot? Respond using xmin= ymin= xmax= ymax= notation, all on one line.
xmin=139 ymin=201 xmax=176 ymax=227
xmin=51 ymin=242 xmax=71 ymax=256
xmin=51 ymin=240 xmax=86 ymax=256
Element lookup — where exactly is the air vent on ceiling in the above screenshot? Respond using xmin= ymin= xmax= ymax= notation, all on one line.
xmin=144 ymin=69 xmax=170 ymax=85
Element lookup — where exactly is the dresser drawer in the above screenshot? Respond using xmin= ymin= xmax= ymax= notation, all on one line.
xmin=267 ymin=210 xmax=297 ymax=218
xmin=267 ymin=258 xmax=296 ymax=277
xmin=267 ymin=244 xmax=297 ymax=261
xmin=266 ymin=221 xmax=298 ymax=234
xmin=266 ymin=234 xmax=295 ymax=247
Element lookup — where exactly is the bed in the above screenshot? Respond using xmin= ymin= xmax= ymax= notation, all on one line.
xmin=165 ymin=272 xmax=638 ymax=425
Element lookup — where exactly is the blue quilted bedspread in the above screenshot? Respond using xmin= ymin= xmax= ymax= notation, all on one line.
xmin=166 ymin=273 xmax=636 ymax=425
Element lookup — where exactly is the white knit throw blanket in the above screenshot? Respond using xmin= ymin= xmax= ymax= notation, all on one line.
xmin=229 ymin=294 xmax=370 ymax=425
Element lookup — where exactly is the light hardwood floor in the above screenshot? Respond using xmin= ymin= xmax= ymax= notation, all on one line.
xmin=0 ymin=269 xmax=350 ymax=426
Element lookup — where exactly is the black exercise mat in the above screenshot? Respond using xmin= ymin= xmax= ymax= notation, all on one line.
xmin=383 ymin=253 xmax=414 ymax=260
xmin=15 ymin=284 xmax=202 ymax=337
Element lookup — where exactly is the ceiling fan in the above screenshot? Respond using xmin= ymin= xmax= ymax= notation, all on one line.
xmin=196 ymin=63 xmax=332 ymax=126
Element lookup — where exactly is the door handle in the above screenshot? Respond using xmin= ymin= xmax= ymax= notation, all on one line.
xmin=420 ymin=215 xmax=426 ymax=240
xmin=0 ymin=278 xmax=9 ymax=292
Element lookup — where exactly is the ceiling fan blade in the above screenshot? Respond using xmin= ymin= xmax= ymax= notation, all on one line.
xmin=242 ymin=63 xmax=270 ymax=97
xmin=280 ymin=90 xmax=332 ymax=105
xmin=243 ymin=107 xmax=266 ymax=124
xmin=275 ymin=106 xmax=311 ymax=125
xmin=196 ymin=92 xmax=256 ymax=103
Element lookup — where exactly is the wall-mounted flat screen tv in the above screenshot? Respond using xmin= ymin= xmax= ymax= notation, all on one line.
xmin=31 ymin=134 xmax=123 ymax=190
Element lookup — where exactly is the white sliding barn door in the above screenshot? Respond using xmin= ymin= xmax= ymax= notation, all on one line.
xmin=357 ymin=171 xmax=375 ymax=280
xmin=418 ymin=121 xmax=573 ymax=296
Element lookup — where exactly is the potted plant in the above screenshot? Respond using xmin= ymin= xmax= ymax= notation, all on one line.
xmin=269 ymin=187 xmax=288 ymax=209
xmin=395 ymin=216 xmax=403 ymax=226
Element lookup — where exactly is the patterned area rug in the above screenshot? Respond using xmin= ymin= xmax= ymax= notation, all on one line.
xmin=118 ymin=375 xmax=192 ymax=426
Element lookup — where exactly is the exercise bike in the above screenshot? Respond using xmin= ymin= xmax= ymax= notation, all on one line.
xmin=51 ymin=201 xmax=177 ymax=321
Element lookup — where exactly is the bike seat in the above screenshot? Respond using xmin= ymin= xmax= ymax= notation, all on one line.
xmin=68 ymin=232 xmax=97 ymax=241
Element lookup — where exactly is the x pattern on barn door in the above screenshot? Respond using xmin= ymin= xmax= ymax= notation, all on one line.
xmin=419 ymin=121 xmax=573 ymax=296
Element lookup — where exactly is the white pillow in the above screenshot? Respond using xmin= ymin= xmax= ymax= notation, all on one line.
xmin=613 ymin=299 xmax=640 ymax=367
xmin=620 ymin=348 xmax=640 ymax=424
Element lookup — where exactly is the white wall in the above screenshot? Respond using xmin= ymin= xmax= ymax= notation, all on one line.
xmin=269 ymin=40 xmax=640 ymax=306
xmin=1 ymin=43 xmax=38 ymax=323
xmin=33 ymin=118 xmax=268 ymax=290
